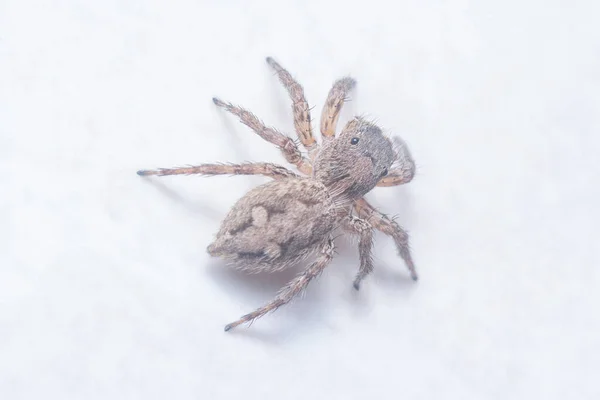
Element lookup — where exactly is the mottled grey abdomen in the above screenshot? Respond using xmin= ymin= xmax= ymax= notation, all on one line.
xmin=207 ymin=177 xmax=337 ymax=272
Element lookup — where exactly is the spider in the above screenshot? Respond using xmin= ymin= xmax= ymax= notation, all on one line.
xmin=137 ymin=57 xmax=418 ymax=331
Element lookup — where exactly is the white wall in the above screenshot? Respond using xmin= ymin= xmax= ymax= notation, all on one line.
xmin=1 ymin=1 xmax=599 ymax=399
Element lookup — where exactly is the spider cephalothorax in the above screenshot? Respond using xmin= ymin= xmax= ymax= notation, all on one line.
xmin=314 ymin=118 xmax=397 ymax=199
xmin=137 ymin=57 xmax=417 ymax=331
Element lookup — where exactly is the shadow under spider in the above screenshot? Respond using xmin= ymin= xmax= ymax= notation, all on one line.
xmin=205 ymin=256 xmax=342 ymax=339
xmin=204 ymin=229 xmax=418 ymax=339
xmin=139 ymin=176 xmax=223 ymax=221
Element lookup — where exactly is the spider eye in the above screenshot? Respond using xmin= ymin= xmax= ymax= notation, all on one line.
xmin=350 ymin=137 xmax=359 ymax=145
xmin=381 ymin=168 xmax=388 ymax=177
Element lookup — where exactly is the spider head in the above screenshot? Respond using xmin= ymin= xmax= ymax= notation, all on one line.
xmin=314 ymin=117 xmax=395 ymax=199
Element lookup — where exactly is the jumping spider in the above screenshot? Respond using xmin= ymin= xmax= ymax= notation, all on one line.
xmin=137 ymin=57 xmax=418 ymax=331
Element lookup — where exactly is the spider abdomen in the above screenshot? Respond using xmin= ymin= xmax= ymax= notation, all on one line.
xmin=207 ymin=178 xmax=338 ymax=273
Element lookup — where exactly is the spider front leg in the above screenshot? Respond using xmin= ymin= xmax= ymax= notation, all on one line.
xmin=376 ymin=168 xmax=415 ymax=187
xmin=137 ymin=162 xmax=297 ymax=180
xmin=354 ymin=198 xmax=418 ymax=281
xmin=266 ymin=57 xmax=318 ymax=160
xmin=377 ymin=136 xmax=416 ymax=187
xmin=342 ymin=215 xmax=374 ymax=290
xmin=212 ymin=98 xmax=312 ymax=176
xmin=320 ymin=77 xmax=357 ymax=140
xmin=224 ymin=237 xmax=335 ymax=332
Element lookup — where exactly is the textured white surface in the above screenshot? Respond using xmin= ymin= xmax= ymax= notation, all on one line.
xmin=1 ymin=1 xmax=599 ymax=399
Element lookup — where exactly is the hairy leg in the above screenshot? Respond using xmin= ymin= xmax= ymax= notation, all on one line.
xmin=212 ymin=98 xmax=312 ymax=175
xmin=342 ymin=215 xmax=374 ymax=290
xmin=266 ymin=57 xmax=318 ymax=159
xmin=320 ymin=77 xmax=357 ymax=141
xmin=377 ymin=136 xmax=416 ymax=187
xmin=224 ymin=237 xmax=335 ymax=331
xmin=376 ymin=168 xmax=415 ymax=187
xmin=354 ymin=198 xmax=418 ymax=281
xmin=137 ymin=162 xmax=297 ymax=180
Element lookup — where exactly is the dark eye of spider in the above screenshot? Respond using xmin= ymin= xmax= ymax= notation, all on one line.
xmin=381 ymin=168 xmax=388 ymax=177
xmin=350 ymin=137 xmax=359 ymax=145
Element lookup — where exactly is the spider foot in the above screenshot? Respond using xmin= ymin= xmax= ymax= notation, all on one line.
xmin=224 ymin=316 xmax=251 ymax=332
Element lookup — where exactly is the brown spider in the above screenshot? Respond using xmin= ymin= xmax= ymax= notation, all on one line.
xmin=137 ymin=57 xmax=418 ymax=331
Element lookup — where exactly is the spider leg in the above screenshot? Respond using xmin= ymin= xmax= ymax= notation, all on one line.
xmin=224 ymin=237 xmax=335 ymax=332
xmin=342 ymin=215 xmax=374 ymax=290
xmin=376 ymin=168 xmax=415 ymax=187
xmin=137 ymin=162 xmax=297 ymax=180
xmin=354 ymin=198 xmax=418 ymax=281
xmin=377 ymin=136 xmax=416 ymax=187
xmin=266 ymin=57 xmax=318 ymax=160
xmin=212 ymin=98 xmax=312 ymax=175
xmin=320 ymin=77 xmax=357 ymax=141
